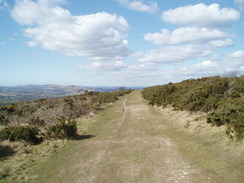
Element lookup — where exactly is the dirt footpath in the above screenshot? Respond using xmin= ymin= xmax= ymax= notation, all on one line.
xmin=35 ymin=91 xmax=244 ymax=183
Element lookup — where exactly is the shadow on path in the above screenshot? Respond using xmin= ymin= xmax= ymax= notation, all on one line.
xmin=0 ymin=145 xmax=15 ymax=160
xmin=75 ymin=135 xmax=95 ymax=141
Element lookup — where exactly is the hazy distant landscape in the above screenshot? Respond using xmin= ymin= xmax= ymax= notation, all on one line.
xmin=0 ymin=85 xmax=144 ymax=105
xmin=0 ymin=85 xmax=90 ymax=105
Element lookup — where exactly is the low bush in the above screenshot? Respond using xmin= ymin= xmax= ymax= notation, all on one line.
xmin=46 ymin=117 xmax=77 ymax=139
xmin=0 ymin=105 xmax=16 ymax=114
xmin=0 ymin=126 xmax=40 ymax=143
xmin=91 ymin=89 xmax=134 ymax=105
xmin=207 ymin=98 xmax=244 ymax=139
xmin=0 ymin=113 xmax=7 ymax=125
xmin=142 ymin=76 xmax=244 ymax=139
xmin=28 ymin=117 xmax=46 ymax=127
xmin=14 ymin=105 xmax=36 ymax=116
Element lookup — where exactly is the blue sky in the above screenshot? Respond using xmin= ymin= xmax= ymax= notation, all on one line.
xmin=0 ymin=0 xmax=244 ymax=86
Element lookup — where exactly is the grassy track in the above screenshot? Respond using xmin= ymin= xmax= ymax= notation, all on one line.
xmin=34 ymin=91 xmax=244 ymax=183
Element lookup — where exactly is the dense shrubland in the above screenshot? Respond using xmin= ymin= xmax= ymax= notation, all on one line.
xmin=0 ymin=89 xmax=134 ymax=143
xmin=141 ymin=76 xmax=244 ymax=139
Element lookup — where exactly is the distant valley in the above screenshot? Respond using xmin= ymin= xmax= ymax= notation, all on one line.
xmin=0 ymin=85 xmax=91 ymax=105
xmin=0 ymin=85 xmax=144 ymax=105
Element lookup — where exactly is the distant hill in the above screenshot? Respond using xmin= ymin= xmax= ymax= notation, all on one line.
xmin=0 ymin=85 xmax=91 ymax=105
xmin=0 ymin=85 xmax=145 ymax=105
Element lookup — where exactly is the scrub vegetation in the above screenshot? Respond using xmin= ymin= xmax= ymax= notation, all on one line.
xmin=141 ymin=75 xmax=244 ymax=140
xmin=0 ymin=89 xmax=133 ymax=182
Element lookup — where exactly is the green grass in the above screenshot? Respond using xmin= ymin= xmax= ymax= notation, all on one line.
xmin=33 ymin=94 xmax=128 ymax=183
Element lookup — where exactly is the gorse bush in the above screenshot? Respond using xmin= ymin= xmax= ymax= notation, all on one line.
xmin=142 ymin=76 xmax=230 ymax=112
xmin=0 ymin=126 xmax=40 ymax=143
xmin=0 ymin=105 xmax=16 ymax=114
xmin=46 ymin=117 xmax=77 ymax=139
xmin=207 ymin=98 xmax=244 ymax=139
xmin=142 ymin=76 xmax=244 ymax=139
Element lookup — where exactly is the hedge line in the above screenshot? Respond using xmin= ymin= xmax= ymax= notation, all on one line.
xmin=141 ymin=76 xmax=244 ymax=139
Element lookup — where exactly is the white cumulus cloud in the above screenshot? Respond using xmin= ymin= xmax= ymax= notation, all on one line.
xmin=179 ymin=60 xmax=220 ymax=77
xmin=11 ymin=0 xmax=130 ymax=61
xmin=228 ymin=50 xmax=244 ymax=68
xmin=116 ymin=0 xmax=159 ymax=13
xmin=161 ymin=3 xmax=240 ymax=29
xmin=229 ymin=50 xmax=244 ymax=58
xmin=144 ymin=27 xmax=230 ymax=45
xmin=196 ymin=60 xmax=218 ymax=68
xmin=77 ymin=61 xmax=127 ymax=72
xmin=178 ymin=51 xmax=244 ymax=77
xmin=209 ymin=39 xmax=233 ymax=47
xmin=135 ymin=44 xmax=212 ymax=64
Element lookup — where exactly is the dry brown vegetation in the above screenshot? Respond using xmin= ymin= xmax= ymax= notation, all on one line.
xmin=0 ymin=89 xmax=133 ymax=182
